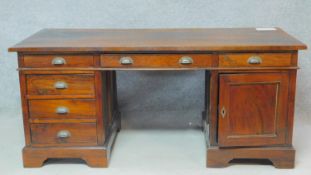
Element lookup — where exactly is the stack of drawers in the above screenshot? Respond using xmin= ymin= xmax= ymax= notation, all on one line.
xmin=18 ymin=54 xmax=115 ymax=167
xmin=22 ymin=55 xmax=99 ymax=147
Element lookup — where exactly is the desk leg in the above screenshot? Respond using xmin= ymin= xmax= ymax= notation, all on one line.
xmin=205 ymin=70 xmax=218 ymax=146
xmin=97 ymin=71 xmax=120 ymax=167
xmin=206 ymin=146 xmax=295 ymax=168
xmin=112 ymin=71 xmax=121 ymax=132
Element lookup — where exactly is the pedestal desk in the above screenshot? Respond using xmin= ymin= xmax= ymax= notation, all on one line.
xmin=9 ymin=28 xmax=307 ymax=168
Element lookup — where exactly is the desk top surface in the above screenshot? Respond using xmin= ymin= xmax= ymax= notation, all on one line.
xmin=9 ymin=28 xmax=307 ymax=52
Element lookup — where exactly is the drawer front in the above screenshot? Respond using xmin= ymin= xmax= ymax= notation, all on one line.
xmin=101 ymin=54 xmax=213 ymax=68
xmin=23 ymin=55 xmax=95 ymax=68
xmin=30 ymin=123 xmax=97 ymax=145
xmin=219 ymin=53 xmax=292 ymax=67
xmin=29 ymin=99 xmax=96 ymax=119
xmin=26 ymin=74 xmax=95 ymax=96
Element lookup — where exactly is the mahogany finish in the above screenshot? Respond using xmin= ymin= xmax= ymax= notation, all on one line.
xmin=23 ymin=146 xmax=108 ymax=167
xmin=218 ymin=73 xmax=289 ymax=147
xmin=30 ymin=123 xmax=97 ymax=146
xmin=219 ymin=53 xmax=292 ymax=67
xmin=23 ymin=55 xmax=95 ymax=68
xmin=29 ymin=99 xmax=96 ymax=119
xmin=207 ymin=146 xmax=295 ymax=168
xmin=101 ymin=54 xmax=213 ymax=68
xmin=9 ymin=28 xmax=306 ymax=168
xmin=9 ymin=28 xmax=306 ymax=52
xmin=26 ymin=74 xmax=95 ymax=96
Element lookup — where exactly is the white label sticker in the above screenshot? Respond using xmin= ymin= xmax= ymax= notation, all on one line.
xmin=256 ymin=27 xmax=277 ymax=31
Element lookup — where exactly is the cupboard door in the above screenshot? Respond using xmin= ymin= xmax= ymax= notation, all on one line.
xmin=218 ymin=73 xmax=289 ymax=147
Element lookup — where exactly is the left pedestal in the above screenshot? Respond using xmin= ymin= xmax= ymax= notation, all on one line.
xmin=17 ymin=54 xmax=120 ymax=168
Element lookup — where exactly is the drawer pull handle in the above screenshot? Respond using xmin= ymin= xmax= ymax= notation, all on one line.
xmin=52 ymin=57 xmax=66 ymax=65
xmin=248 ymin=56 xmax=262 ymax=64
xmin=57 ymin=130 xmax=71 ymax=139
xmin=120 ymin=57 xmax=133 ymax=65
xmin=56 ymin=107 xmax=69 ymax=114
xmin=220 ymin=106 xmax=226 ymax=118
xmin=179 ymin=56 xmax=193 ymax=65
xmin=54 ymin=81 xmax=68 ymax=89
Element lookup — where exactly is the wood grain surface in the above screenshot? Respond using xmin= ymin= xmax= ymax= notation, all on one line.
xmin=9 ymin=28 xmax=307 ymax=52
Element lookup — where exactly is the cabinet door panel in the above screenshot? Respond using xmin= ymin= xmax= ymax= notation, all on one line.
xmin=218 ymin=73 xmax=289 ymax=147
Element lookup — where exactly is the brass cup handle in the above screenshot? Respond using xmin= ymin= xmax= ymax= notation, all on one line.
xmin=54 ymin=81 xmax=68 ymax=89
xmin=179 ymin=56 xmax=193 ymax=65
xmin=57 ymin=130 xmax=71 ymax=139
xmin=247 ymin=56 xmax=262 ymax=64
xmin=120 ymin=57 xmax=133 ymax=65
xmin=56 ymin=107 xmax=69 ymax=114
xmin=52 ymin=57 xmax=66 ymax=65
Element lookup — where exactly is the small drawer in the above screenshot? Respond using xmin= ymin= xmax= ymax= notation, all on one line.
xmin=23 ymin=55 xmax=95 ymax=68
xmin=30 ymin=123 xmax=97 ymax=145
xmin=219 ymin=53 xmax=292 ymax=67
xmin=26 ymin=74 xmax=95 ymax=96
xmin=101 ymin=54 xmax=213 ymax=68
xmin=29 ymin=99 xmax=96 ymax=119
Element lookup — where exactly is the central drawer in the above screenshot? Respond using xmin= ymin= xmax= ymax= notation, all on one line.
xmin=101 ymin=54 xmax=213 ymax=68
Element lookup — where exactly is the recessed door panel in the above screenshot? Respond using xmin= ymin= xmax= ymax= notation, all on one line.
xmin=218 ymin=73 xmax=289 ymax=147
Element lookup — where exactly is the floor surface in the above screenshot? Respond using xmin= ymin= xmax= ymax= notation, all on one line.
xmin=1 ymin=109 xmax=311 ymax=175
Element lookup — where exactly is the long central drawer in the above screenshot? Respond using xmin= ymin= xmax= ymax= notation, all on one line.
xmin=101 ymin=54 xmax=213 ymax=68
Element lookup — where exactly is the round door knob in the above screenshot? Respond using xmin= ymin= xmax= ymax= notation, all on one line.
xmin=52 ymin=57 xmax=66 ymax=65
xmin=57 ymin=130 xmax=71 ymax=139
xmin=120 ymin=57 xmax=133 ymax=65
xmin=179 ymin=56 xmax=193 ymax=65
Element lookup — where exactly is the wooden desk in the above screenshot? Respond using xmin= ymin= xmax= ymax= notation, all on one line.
xmin=9 ymin=28 xmax=307 ymax=168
